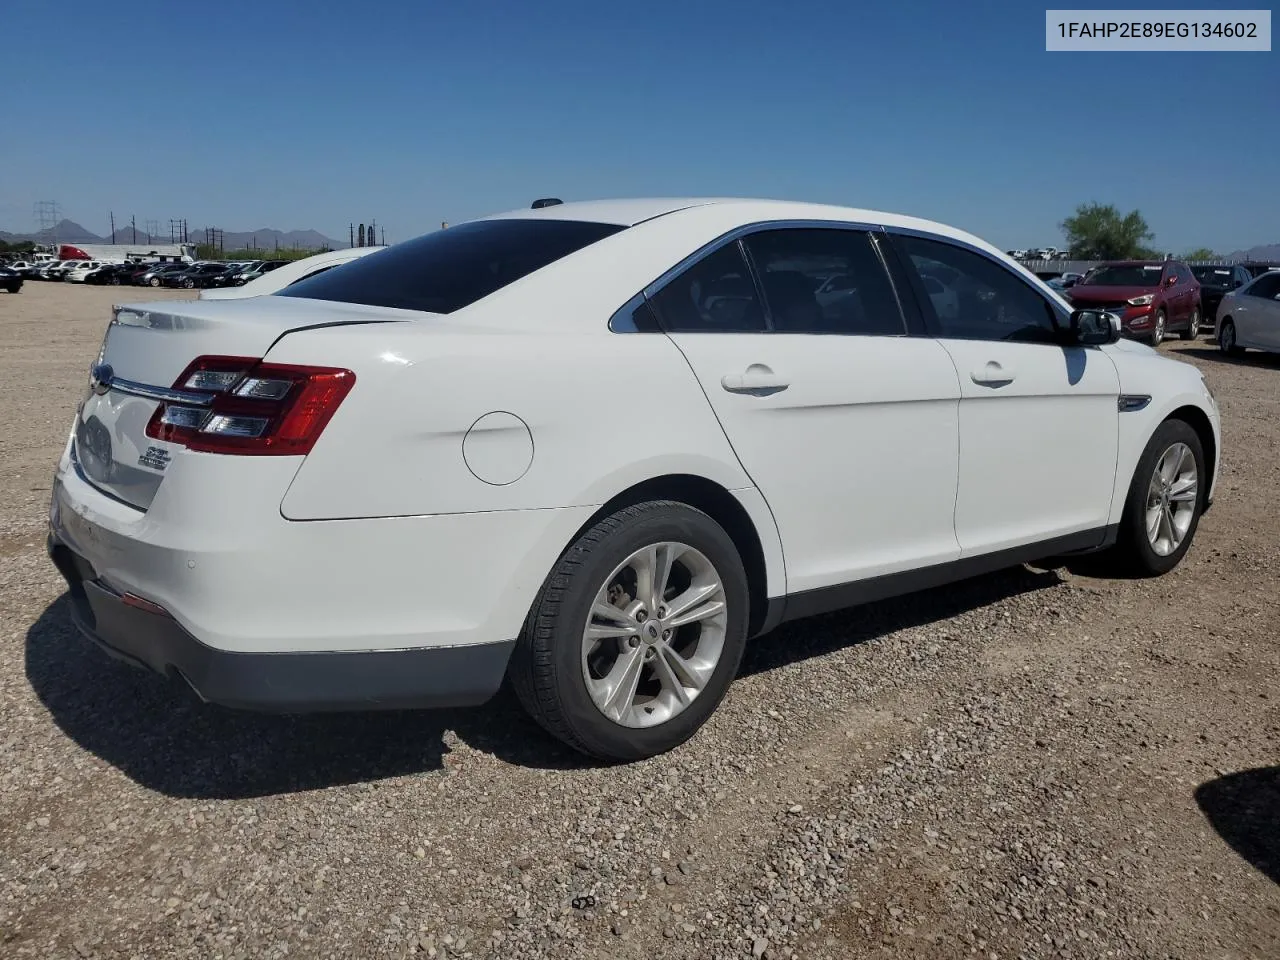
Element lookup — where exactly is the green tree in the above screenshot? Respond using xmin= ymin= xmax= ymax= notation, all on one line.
xmin=1181 ymin=247 xmax=1218 ymax=261
xmin=1060 ymin=203 xmax=1157 ymax=260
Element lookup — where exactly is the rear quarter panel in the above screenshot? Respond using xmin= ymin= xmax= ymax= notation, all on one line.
xmin=267 ymin=320 xmax=755 ymax=518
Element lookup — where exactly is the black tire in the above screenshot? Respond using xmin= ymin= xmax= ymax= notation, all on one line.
xmin=110 ymin=275 xmax=121 ymax=285
xmin=1110 ymin=419 xmax=1205 ymax=577
xmin=1180 ymin=306 xmax=1200 ymax=340
xmin=509 ymin=500 xmax=749 ymax=761
xmin=1219 ymin=318 xmax=1244 ymax=356
xmin=149 ymin=277 xmax=161 ymax=287
xmin=5 ymin=283 xmax=19 ymax=294
xmin=183 ymin=278 xmax=195 ymax=288
xmin=1149 ymin=309 xmax=1166 ymax=346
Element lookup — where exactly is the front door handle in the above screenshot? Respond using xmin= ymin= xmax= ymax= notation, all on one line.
xmin=721 ymin=364 xmax=789 ymax=395
xmin=971 ymin=361 xmax=1016 ymax=387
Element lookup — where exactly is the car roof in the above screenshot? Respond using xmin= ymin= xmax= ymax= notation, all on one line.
xmin=477 ymin=196 xmax=1009 ymax=249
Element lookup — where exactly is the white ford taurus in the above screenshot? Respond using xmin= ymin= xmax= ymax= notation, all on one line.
xmin=48 ymin=198 xmax=1221 ymax=760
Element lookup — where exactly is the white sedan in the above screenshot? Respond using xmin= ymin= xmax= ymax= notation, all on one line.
xmin=47 ymin=198 xmax=1220 ymax=760
xmin=1216 ymin=269 xmax=1280 ymax=355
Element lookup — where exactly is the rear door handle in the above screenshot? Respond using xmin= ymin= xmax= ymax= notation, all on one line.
xmin=721 ymin=365 xmax=789 ymax=395
xmin=970 ymin=361 xmax=1016 ymax=387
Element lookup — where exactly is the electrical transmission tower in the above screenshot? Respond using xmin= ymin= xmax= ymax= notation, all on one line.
xmin=33 ymin=200 xmax=60 ymax=247
xmin=145 ymin=220 xmax=160 ymax=243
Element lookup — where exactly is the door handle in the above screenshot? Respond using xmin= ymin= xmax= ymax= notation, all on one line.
xmin=970 ymin=361 xmax=1016 ymax=387
xmin=721 ymin=365 xmax=789 ymax=395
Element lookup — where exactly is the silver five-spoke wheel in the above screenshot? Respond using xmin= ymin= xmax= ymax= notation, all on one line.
xmin=1145 ymin=442 xmax=1197 ymax=556
xmin=581 ymin=541 xmax=727 ymax=728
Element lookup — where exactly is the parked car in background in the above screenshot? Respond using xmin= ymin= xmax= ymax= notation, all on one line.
xmin=226 ymin=259 xmax=288 ymax=286
xmin=1191 ymin=264 xmax=1252 ymax=332
xmin=164 ymin=263 xmax=235 ymax=289
xmin=40 ymin=261 xmax=78 ymax=281
xmin=84 ymin=262 xmax=138 ymax=285
xmin=200 ymin=248 xmax=384 ymax=299
xmin=64 ymin=260 xmax=109 ymax=283
xmin=1066 ymin=260 xmax=1201 ymax=345
xmin=51 ymin=198 xmax=1221 ymax=761
xmin=138 ymin=263 xmax=189 ymax=287
xmin=0 ymin=265 xmax=23 ymax=293
xmin=1217 ymin=269 xmax=1280 ymax=356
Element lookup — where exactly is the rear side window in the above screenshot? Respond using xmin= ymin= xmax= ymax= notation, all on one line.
xmin=743 ymin=229 xmax=904 ymax=335
xmin=650 ymin=242 xmax=766 ymax=333
xmin=278 ymin=218 xmax=625 ymax=314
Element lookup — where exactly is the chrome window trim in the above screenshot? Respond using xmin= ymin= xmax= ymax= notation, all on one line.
xmin=882 ymin=225 xmax=1072 ymax=328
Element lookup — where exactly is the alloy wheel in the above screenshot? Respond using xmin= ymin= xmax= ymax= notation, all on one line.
xmin=1220 ymin=322 xmax=1235 ymax=353
xmin=1145 ymin=442 xmax=1197 ymax=557
xmin=581 ymin=541 xmax=727 ymax=729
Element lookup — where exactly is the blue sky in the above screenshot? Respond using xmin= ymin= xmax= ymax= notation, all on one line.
xmin=2 ymin=1 xmax=1275 ymax=252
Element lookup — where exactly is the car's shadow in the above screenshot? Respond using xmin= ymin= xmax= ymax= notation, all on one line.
xmin=26 ymin=564 xmax=1064 ymax=799
xmin=1174 ymin=345 xmax=1280 ymax=369
xmin=1195 ymin=767 xmax=1280 ymax=885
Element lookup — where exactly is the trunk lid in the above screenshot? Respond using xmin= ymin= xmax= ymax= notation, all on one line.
xmin=74 ymin=296 xmax=414 ymax=510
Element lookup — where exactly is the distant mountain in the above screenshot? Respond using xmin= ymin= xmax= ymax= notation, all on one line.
xmin=0 ymin=219 xmax=103 ymax=244
xmin=1227 ymin=242 xmax=1280 ymax=262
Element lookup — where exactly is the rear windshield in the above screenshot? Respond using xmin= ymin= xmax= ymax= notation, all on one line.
xmin=278 ymin=218 xmax=626 ymax=314
xmin=1191 ymin=265 xmax=1234 ymax=284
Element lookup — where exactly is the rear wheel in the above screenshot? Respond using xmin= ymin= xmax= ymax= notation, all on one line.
xmin=1181 ymin=306 xmax=1200 ymax=340
xmin=1111 ymin=419 xmax=1205 ymax=576
xmin=1219 ymin=318 xmax=1243 ymax=356
xmin=509 ymin=501 xmax=749 ymax=761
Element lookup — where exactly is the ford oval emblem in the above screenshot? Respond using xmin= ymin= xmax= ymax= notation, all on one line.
xmin=89 ymin=362 xmax=114 ymax=396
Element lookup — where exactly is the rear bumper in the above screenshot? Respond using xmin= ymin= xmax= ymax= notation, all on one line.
xmin=47 ymin=532 xmax=515 ymax=712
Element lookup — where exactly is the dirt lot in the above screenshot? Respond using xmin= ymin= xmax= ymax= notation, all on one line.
xmin=1 ymin=282 xmax=1277 ymax=960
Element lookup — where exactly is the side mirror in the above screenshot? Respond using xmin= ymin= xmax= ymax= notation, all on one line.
xmin=1070 ymin=309 xmax=1121 ymax=346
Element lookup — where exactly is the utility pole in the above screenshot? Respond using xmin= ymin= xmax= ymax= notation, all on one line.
xmin=131 ymin=215 xmax=137 ymax=244
xmin=349 ymin=223 xmax=354 ymax=248
xmin=110 ymin=211 xmax=116 ymax=244
xmin=380 ymin=225 xmax=386 ymax=245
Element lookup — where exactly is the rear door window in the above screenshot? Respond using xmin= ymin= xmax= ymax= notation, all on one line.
xmin=278 ymin=219 xmax=625 ymax=314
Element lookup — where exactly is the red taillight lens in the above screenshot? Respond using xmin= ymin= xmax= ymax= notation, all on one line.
xmin=145 ymin=355 xmax=355 ymax=455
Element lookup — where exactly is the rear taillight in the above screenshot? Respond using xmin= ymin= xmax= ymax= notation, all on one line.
xmin=145 ymin=355 xmax=355 ymax=455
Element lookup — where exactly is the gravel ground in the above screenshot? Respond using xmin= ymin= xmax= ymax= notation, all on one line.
xmin=1 ymin=282 xmax=1277 ymax=959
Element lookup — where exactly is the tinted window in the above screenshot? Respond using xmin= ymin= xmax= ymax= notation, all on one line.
xmin=898 ymin=235 xmax=1059 ymax=343
xmin=278 ymin=219 xmax=625 ymax=314
xmin=1246 ymin=274 xmax=1280 ymax=299
xmin=649 ymin=241 xmax=765 ymax=333
xmin=742 ymin=229 xmax=904 ymax=335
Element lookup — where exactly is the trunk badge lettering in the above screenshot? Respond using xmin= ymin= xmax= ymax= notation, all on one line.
xmin=138 ymin=446 xmax=171 ymax=471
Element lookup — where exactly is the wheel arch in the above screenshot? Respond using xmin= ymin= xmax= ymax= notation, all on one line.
xmin=1166 ymin=404 xmax=1217 ymax=508
xmin=559 ymin=473 xmax=783 ymax=637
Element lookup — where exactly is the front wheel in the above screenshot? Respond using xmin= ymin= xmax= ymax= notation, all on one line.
xmin=1150 ymin=310 xmax=1166 ymax=347
xmin=1111 ymin=419 xmax=1205 ymax=577
xmin=1181 ymin=307 xmax=1200 ymax=340
xmin=149 ymin=277 xmax=161 ymax=287
xmin=509 ymin=501 xmax=749 ymax=761
xmin=182 ymin=278 xmax=195 ymax=288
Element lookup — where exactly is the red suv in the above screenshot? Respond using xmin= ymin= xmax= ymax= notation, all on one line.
xmin=1066 ymin=260 xmax=1202 ymax=346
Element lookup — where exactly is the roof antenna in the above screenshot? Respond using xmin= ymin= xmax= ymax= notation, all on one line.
xmin=531 ymin=198 xmax=563 ymax=209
